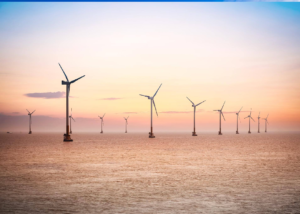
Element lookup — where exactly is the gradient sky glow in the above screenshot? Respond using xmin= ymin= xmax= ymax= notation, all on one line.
xmin=0 ymin=2 xmax=300 ymax=132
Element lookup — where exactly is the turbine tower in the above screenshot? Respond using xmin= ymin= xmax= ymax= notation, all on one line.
xmin=186 ymin=97 xmax=206 ymax=136
xmin=257 ymin=112 xmax=261 ymax=133
xmin=69 ymin=108 xmax=75 ymax=134
xmin=213 ymin=101 xmax=226 ymax=135
xmin=98 ymin=114 xmax=105 ymax=134
xmin=235 ymin=107 xmax=243 ymax=134
xmin=59 ymin=63 xmax=85 ymax=142
xmin=26 ymin=109 xmax=35 ymax=134
xmin=262 ymin=114 xmax=269 ymax=133
xmin=124 ymin=116 xmax=129 ymax=133
xmin=244 ymin=109 xmax=255 ymax=134
xmin=139 ymin=84 xmax=162 ymax=138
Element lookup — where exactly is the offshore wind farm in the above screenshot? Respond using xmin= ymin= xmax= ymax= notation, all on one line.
xmin=0 ymin=2 xmax=300 ymax=214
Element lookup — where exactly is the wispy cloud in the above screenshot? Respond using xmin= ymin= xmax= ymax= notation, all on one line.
xmin=24 ymin=91 xmax=65 ymax=99
xmin=99 ymin=98 xmax=122 ymax=101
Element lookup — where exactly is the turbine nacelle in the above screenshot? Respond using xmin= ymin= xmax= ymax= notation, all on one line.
xmin=62 ymin=80 xmax=69 ymax=85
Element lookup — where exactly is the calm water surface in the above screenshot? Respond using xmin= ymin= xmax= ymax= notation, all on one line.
xmin=0 ymin=133 xmax=299 ymax=213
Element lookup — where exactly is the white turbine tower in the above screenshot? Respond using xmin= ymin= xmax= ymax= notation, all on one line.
xmin=69 ymin=108 xmax=75 ymax=134
xmin=235 ymin=107 xmax=243 ymax=134
xmin=213 ymin=101 xmax=226 ymax=135
xmin=26 ymin=109 xmax=35 ymax=134
xmin=124 ymin=116 xmax=129 ymax=133
xmin=59 ymin=63 xmax=85 ymax=142
xmin=244 ymin=108 xmax=255 ymax=134
xmin=263 ymin=114 xmax=269 ymax=133
xmin=186 ymin=97 xmax=206 ymax=136
xmin=139 ymin=84 xmax=162 ymax=138
xmin=98 ymin=114 xmax=105 ymax=134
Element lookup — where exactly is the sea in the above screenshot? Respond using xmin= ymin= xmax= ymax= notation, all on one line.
xmin=0 ymin=132 xmax=299 ymax=213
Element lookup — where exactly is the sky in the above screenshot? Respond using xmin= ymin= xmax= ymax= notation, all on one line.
xmin=0 ymin=2 xmax=300 ymax=133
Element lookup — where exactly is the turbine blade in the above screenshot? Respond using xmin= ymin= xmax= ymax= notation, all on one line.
xmin=153 ymin=100 xmax=158 ymax=117
xmin=70 ymin=75 xmax=85 ymax=84
xmin=239 ymin=115 xmax=241 ymax=123
xmin=31 ymin=110 xmax=36 ymax=114
xmin=153 ymin=83 xmax=162 ymax=97
xmin=26 ymin=109 xmax=30 ymax=113
xmin=127 ymin=116 xmax=129 ymax=119
xmin=259 ymin=112 xmax=260 ymax=117
xmin=221 ymin=101 xmax=226 ymax=110
xmin=251 ymin=117 xmax=255 ymax=122
xmin=186 ymin=97 xmax=194 ymax=105
xmin=139 ymin=94 xmax=150 ymax=98
xmin=72 ymin=117 xmax=75 ymax=122
xmin=196 ymin=100 xmax=206 ymax=107
xmin=103 ymin=113 xmax=106 ymax=118
xmin=244 ymin=116 xmax=248 ymax=119
xmin=124 ymin=117 xmax=126 ymax=120
xmin=238 ymin=106 xmax=243 ymax=113
xmin=267 ymin=114 xmax=269 ymax=119
xmin=213 ymin=110 xmax=219 ymax=111
xmin=58 ymin=63 xmax=69 ymax=82
xmin=221 ymin=112 xmax=226 ymax=121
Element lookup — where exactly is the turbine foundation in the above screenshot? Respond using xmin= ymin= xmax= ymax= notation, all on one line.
xmin=149 ymin=132 xmax=155 ymax=138
xmin=28 ymin=131 xmax=32 ymax=134
xmin=236 ymin=131 xmax=239 ymax=134
xmin=248 ymin=131 xmax=251 ymax=134
xmin=218 ymin=131 xmax=222 ymax=135
xmin=100 ymin=131 xmax=103 ymax=134
xmin=192 ymin=132 xmax=197 ymax=136
xmin=63 ymin=134 xmax=73 ymax=142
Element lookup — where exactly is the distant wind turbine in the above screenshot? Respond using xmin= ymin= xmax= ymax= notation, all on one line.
xmin=235 ymin=107 xmax=243 ymax=134
xmin=139 ymin=84 xmax=162 ymax=138
xmin=124 ymin=116 xmax=129 ymax=133
xmin=59 ymin=63 xmax=85 ymax=142
xmin=186 ymin=97 xmax=206 ymax=136
xmin=262 ymin=114 xmax=269 ymax=133
xmin=69 ymin=108 xmax=75 ymax=134
xmin=214 ymin=101 xmax=226 ymax=135
xmin=98 ymin=114 xmax=105 ymax=134
xmin=244 ymin=108 xmax=255 ymax=134
xmin=26 ymin=109 xmax=35 ymax=134
xmin=257 ymin=112 xmax=261 ymax=133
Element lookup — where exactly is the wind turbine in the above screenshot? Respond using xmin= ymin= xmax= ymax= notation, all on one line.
xmin=257 ymin=112 xmax=261 ymax=133
xmin=124 ymin=116 xmax=129 ymax=133
xmin=235 ymin=107 xmax=243 ymax=134
xmin=262 ymin=114 xmax=269 ymax=133
xmin=59 ymin=63 xmax=85 ymax=142
xmin=26 ymin=109 xmax=35 ymax=134
xmin=213 ymin=101 xmax=226 ymax=135
xmin=244 ymin=108 xmax=255 ymax=134
xmin=186 ymin=97 xmax=206 ymax=136
xmin=98 ymin=114 xmax=105 ymax=134
xmin=69 ymin=108 xmax=75 ymax=134
xmin=139 ymin=84 xmax=162 ymax=138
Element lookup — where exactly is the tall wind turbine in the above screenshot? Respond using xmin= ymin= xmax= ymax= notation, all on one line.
xmin=257 ymin=112 xmax=261 ymax=133
xmin=139 ymin=84 xmax=162 ymax=138
xmin=124 ymin=116 xmax=129 ymax=133
xmin=59 ymin=63 xmax=85 ymax=142
xmin=213 ymin=101 xmax=226 ymax=135
xmin=244 ymin=109 xmax=255 ymax=134
xmin=69 ymin=108 xmax=75 ymax=134
xmin=235 ymin=107 xmax=243 ymax=134
xmin=186 ymin=97 xmax=206 ymax=136
xmin=98 ymin=114 xmax=105 ymax=134
xmin=262 ymin=114 xmax=269 ymax=133
xmin=26 ymin=109 xmax=35 ymax=134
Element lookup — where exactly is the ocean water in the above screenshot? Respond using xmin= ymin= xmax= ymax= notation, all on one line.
xmin=0 ymin=133 xmax=299 ymax=213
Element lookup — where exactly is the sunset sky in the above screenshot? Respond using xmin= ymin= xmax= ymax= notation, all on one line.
xmin=0 ymin=2 xmax=299 ymax=132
